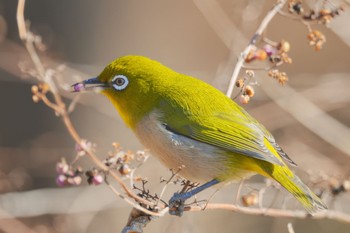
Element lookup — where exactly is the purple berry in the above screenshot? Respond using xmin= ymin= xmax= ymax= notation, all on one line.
xmin=56 ymin=162 xmax=69 ymax=174
xmin=263 ymin=44 xmax=277 ymax=56
xmin=56 ymin=175 xmax=67 ymax=187
xmin=73 ymin=83 xmax=84 ymax=92
xmin=92 ymin=174 xmax=104 ymax=185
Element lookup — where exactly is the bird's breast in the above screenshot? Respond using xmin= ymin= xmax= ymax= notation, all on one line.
xmin=134 ymin=110 xmax=236 ymax=182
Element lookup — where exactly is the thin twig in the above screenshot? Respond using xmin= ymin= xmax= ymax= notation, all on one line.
xmin=287 ymin=222 xmax=296 ymax=233
xmin=156 ymin=167 xmax=183 ymax=206
xmin=67 ymin=94 xmax=81 ymax=114
xmin=106 ymin=183 xmax=165 ymax=217
xmin=235 ymin=179 xmax=245 ymax=204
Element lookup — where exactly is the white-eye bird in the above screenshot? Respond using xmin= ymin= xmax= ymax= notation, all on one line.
xmin=73 ymin=55 xmax=326 ymax=216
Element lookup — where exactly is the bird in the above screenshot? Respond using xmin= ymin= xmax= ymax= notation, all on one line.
xmin=72 ymin=55 xmax=327 ymax=216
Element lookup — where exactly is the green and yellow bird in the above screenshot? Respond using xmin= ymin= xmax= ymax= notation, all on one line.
xmin=73 ymin=55 xmax=326 ymax=215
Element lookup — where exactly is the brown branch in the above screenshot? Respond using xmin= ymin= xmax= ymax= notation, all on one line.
xmin=16 ymin=0 xmax=158 ymax=215
xmin=121 ymin=208 xmax=153 ymax=233
xmin=186 ymin=203 xmax=350 ymax=224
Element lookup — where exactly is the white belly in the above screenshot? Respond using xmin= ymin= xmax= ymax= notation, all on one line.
xmin=134 ymin=111 xmax=246 ymax=182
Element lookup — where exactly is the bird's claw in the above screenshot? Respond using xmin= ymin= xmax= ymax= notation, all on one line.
xmin=169 ymin=193 xmax=185 ymax=217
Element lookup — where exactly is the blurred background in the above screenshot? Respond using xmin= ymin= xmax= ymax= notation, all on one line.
xmin=0 ymin=0 xmax=350 ymax=232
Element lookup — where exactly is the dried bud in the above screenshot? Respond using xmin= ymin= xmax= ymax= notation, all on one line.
xmin=278 ymin=40 xmax=290 ymax=53
xmin=112 ymin=142 xmax=121 ymax=150
xmin=288 ymin=0 xmax=303 ymax=14
xmin=307 ymin=30 xmax=326 ymax=51
xmin=31 ymin=85 xmax=39 ymax=94
xmin=321 ymin=15 xmax=333 ymax=24
xmin=75 ymin=139 xmax=92 ymax=156
xmin=56 ymin=161 xmax=69 ymax=175
xmin=245 ymin=70 xmax=255 ymax=79
xmin=244 ymin=85 xmax=255 ymax=97
xmin=329 ymin=177 xmax=343 ymax=195
xmin=329 ymin=177 xmax=341 ymax=190
xmin=277 ymin=72 xmax=288 ymax=85
xmin=281 ymin=53 xmax=293 ymax=64
xmin=319 ymin=9 xmax=332 ymax=16
xmin=133 ymin=176 xmax=143 ymax=182
xmin=245 ymin=47 xmax=267 ymax=62
xmin=269 ymin=55 xmax=282 ymax=64
xmin=123 ymin=151 xmax=134 ymax=163
xmin=136 ymin=150 xmax=148 ymax=162
xmin=245 ymin=50 xmax=256 ymax=63
xmin=268 ymin=69 xmax=288 ymax=85
xmin=119 ymin=164 xmax=131 ymax=175
xmin=342 ymin=180 xmax=350 ymax=191
xmin=71 ymin=176 xmax=82 ymax=186
xmin=255 ymin=49 xmax=267 ymax=61
xmin=32 ymin=95 xmax=40 ymax=103
xmin=235 ymin=79 xmax=244 ymax=88
xmin=239 ymin=94 xmax=250 ymax=105
xmin=241 ymin=192 xmax=258 ymax=207
xmin=38 ymin=83 xmax=50 ymax=94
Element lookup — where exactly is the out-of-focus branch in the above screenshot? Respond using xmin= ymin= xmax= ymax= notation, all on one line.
xmin=0 ymin=210 xmax=38 ymax=233
xmin=259 ymin=79 xmax=350 ymax=158
xmin=17 ymin=0 xmax=54 ymax=92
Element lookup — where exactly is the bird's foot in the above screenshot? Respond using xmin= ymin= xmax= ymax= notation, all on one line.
xmin=168 ymin=193 xmax=186 ymax=217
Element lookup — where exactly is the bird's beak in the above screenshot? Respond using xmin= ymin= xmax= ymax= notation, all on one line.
xmin=71 ymin=77 xmax=108 ymax=92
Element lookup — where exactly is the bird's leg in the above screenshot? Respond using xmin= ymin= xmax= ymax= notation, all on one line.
xmin=169 ymin=179 xmax=219 ymax=216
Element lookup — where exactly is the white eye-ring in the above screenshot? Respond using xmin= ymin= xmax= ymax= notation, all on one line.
xmin=111 ymin=75 xmax=129 ymax=91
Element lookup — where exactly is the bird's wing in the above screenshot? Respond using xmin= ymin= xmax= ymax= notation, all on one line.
xmin=163 ymin=107 xmax=295 ymax=166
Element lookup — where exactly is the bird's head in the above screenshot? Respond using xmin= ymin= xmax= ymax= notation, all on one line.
xmin=72 ymin=55 xmax=177 ymax=128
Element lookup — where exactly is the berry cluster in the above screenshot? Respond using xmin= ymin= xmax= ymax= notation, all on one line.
xmin=234 ymin=0 xmax=345 ymax=104
xmin=55 ymin=142 xmax=149 ymax=187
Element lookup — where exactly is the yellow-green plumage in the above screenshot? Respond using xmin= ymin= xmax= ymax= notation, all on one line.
xmin=78 ymin=55 xmax=326 ymax=214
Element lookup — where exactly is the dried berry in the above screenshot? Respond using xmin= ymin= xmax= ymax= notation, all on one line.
xmin=244 ymin=85 xmax=255 ymax=97
xmin=307 ymin=30 xmax=326 ymax=51
xmin=277 ymin=40 xmax=290 ymax=53
xmin=241 ymin=192 xmax=258 ymax=207
xmin=235 ymin=79 xmax=244 ymax=88
xmin=239 ymin=94 xmax=250 ymax=105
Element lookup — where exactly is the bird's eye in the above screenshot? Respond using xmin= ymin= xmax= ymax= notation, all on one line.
xmin=111 ymin=75 xmax=129 ymax=91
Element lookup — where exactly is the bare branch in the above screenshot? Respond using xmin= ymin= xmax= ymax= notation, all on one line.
xmin=186 ymin=203 xmax=350 ymax=224
xmin=226 ymin=0 xmax=288 ymax=97
xmin=16 ymin=0 xmax=159 ymax=215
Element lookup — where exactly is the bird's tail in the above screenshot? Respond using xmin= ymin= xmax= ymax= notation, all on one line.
xmin=270 ymin=167 xmax=327 ymax=215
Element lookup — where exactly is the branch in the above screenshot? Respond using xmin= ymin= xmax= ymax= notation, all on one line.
xmin=259 ymin=79 xmax=350 ymax=158
xmin=186 ymin=203 xmax=350 ymax=224
xmin=225 ymin=0 xmax=287 ymax=97
xmin=121 ymin=208 xmax=153 ymax=233
xmin=16 ymin=0 xmax=159 ymax=215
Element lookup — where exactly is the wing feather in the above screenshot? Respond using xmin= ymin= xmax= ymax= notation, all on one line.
xmin=161 ymin=102 xmax=296 ymax=166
